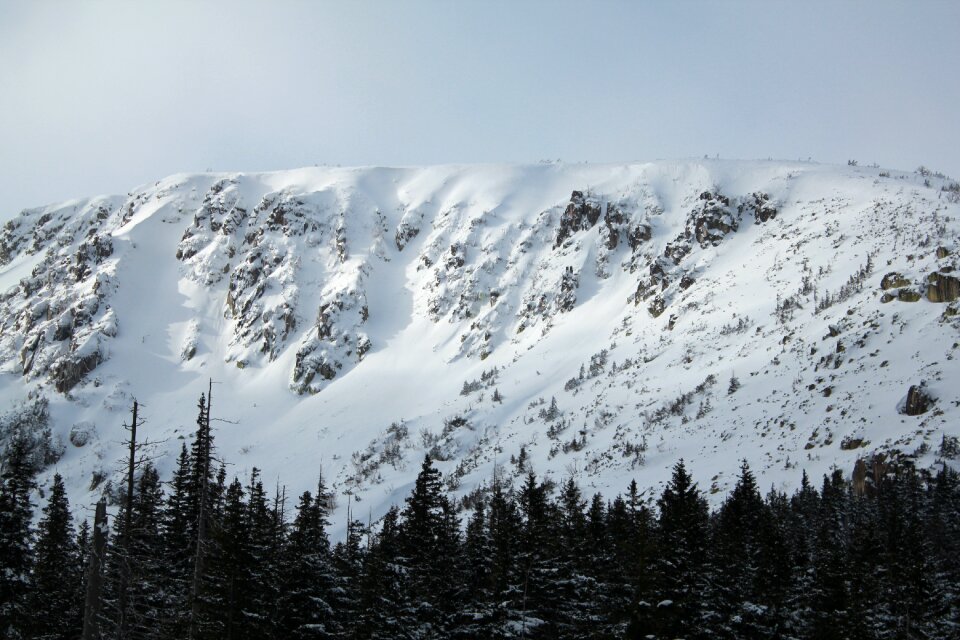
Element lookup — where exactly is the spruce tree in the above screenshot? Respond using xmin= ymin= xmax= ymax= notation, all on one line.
xmin=279 ymin=483 xmax=335 ymax=639
xmin=399 ymin=455 xmax=463 ymax=638
xmin=244 ymin=469 xmax=282 ymax=639
xmin=113 ymin=464 xmax=166 ymax=640
xmin=29 ymin=473 xmax=80 ymax=640
xmin=331 ymin=516 xmax=367 ymax=638
xmin=0 ymin=431 xmax=35 ymax=639
xmin=710 ymin=460 xmax=768 ymax=635
xmin=215 ymin=477 xmax=248 ymax=640
xmin=486 ymin=478 xmax=524 ymax=637
xmin=75 ymin=520 xmax=91 ymax=634
xmin=160 ymin=443 xmax=193 ymax=639
xmin=548 ymin=477 xmax=592 ymax=638
xmin=631 ymin=459 xmax=709 ymax=639
xmin=810 ymin=470 xmax=852 ymax=640
xmin=355 ymin=506 xmax=408 ymax=639
xmin=516 ymin=471 xmax=552 ymax=637
xmin=459 ymin=498 xmax=493 ymax=637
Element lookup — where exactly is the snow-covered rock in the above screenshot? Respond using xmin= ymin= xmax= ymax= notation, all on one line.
xmin=1 ymin=160 xmax=957 ymax=533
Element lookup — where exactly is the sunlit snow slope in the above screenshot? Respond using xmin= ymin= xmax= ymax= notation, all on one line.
xmin=1 ymin=160 xmax=957 ymax=527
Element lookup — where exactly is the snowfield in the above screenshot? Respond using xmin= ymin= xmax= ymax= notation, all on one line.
xmin=1 ymin=159 xmax=957 ymax=533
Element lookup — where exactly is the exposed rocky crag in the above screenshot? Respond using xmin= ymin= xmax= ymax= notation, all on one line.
xmin=1 ymin=160 xmax=957 ymax=527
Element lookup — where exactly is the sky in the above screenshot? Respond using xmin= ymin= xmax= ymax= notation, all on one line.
xmin=1 ymin=0 xmax=958 ymax=220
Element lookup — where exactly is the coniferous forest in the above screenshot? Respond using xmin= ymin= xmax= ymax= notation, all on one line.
xmin=1 ymin=394 xmax=959 ymax=639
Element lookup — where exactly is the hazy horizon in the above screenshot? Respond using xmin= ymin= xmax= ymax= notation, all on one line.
xmin=2 ymin=0 xmax=958 ymax=220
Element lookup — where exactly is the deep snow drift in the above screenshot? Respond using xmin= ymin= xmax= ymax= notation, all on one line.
xmin=1 ymin=160 xmax=957 ymax=530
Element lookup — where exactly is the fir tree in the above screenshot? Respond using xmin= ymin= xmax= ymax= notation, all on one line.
xmin=242 ymin=469 xmax=282 ymax=639
xmin=486 ymin=479 xmax=525 ymax=637
xmin=279 ymin=482 xmax=335 ymax=638
xmin=632 ymin=459 xmax=710 ymax=639
xmin=517 ymin=471 xmax=553 ymax=637
xmin=459 ymin=498 xmax=493 ymax=636
xmin=355 ymin=506 xmax=408 ymax=639
xmin=710 ymin=460 xmax=769 ymax=635
xmin=331 ymin=516 xmax=367 ymax=638
xmin=399 ymin=455 xmax=463 ymax=638
xmin=0 ymin=431 xmax=35 ymax=639
xmin=29 ymin=473 xmax=80 ymax=640
xmin=75 ymin=520 xmax=91 ymax=633
xmin=810 ymin=470 xmax=852 ymax=640
xmin=160 ymin=443 xmax=193 ymax=639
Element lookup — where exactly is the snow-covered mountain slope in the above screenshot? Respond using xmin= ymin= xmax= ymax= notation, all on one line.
xmin=1 ymin=160 xmax=958 ymax=526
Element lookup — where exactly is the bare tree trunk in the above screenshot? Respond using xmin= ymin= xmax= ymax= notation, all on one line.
xmin=82 ymin=498 xmax=108 ymax=640
xmin=117 ymin=400 xmax=138 ymax=639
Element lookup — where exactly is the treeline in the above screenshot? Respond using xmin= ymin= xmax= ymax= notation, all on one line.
xmin=1 ymin=394 xmax=959 ymax=639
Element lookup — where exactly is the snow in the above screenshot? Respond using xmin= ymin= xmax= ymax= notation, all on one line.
xmin=1 ymin=159 xmax=957 ymax=536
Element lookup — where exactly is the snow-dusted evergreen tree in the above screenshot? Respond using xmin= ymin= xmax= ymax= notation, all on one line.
xmin=0 ymin=431 xmax=35 ymax=639
xmin=927 ymin=466 xmax=960 ymax=637
xmin=355 ymin=505 xmax=408 ymax=639
xmin=631 ymin=459 xmax=710 ymax=639
xmin=75 ymin=519 xmax=91 ymax=632
xmin=213 ymin=476 xmax=247 ymax=639
xmin=279 ymin=481 xmax=335 ymax=638
xmin=546 ymin=478 xmax=593 ymax=637
xmin=810 ymin=470 xmax=852 ymax=640
xmin=28 ymin=473 xmax=80 ymax=640
xmin=159 ymin=443 xmax=193 ymax=639
xmin=330 ymin=516 xmax=366 ymax=638
xmin=709 ymin=461 xmax=769 ymax=635
xmin=243 ymin=469 xmax=283 ymax=638
xmin=459 ymin=499 xmax=493 ymax=636
xmin=399 ymin=454 xmax=464 ymax=638
xmin=516 ymin=471 xmax=553 ymax=637
xmin=101 ymin=464 xmax=166 ymax=640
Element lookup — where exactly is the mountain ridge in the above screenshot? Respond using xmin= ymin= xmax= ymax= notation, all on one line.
xmin=1 ymin=159 xmax=957 ymax=530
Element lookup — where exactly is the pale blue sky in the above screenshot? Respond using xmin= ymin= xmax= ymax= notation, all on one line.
xmin=1 ymin=0 xmax=958 ymax=219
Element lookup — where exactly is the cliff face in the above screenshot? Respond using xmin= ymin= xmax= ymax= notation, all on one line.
xmin=1 ymin=160 xmax=957 ymax=525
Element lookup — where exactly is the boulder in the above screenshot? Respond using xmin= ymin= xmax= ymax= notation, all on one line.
xmin=898 ymin=289 xmax=921 ymax=302
xmin=69 ymin=422 xmax=96 ymax=447
xmin=880 ymin=272 xmax=911 ymax=290
xmin=926 ymin=272 xmax=960 ymax=302
xmin=903 ymin=384 xmax=933 ymax=416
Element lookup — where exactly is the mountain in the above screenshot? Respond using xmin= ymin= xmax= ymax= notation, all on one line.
xmin=1 ymin=160 xmax=958 ymax=528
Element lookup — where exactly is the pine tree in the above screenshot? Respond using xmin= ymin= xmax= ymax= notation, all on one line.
xmin=459 ymin=498 xmax=493 ymax=636
xmin=810 ymin=470 xmax=852 ymax=640
xmin=927 ymin=466 xmax=960 ymax=637
xmin=486 ymin=478 xmax=524 ymax=637
xmin=548 ymin=477 xmax=592 ymax=637
xmin=279 ymin=482 xmax=335 ymax=639
xmin=755 ymin=487 xmax=794 ymax=635
xmin=107 ymin=464 xmax=166 ymax=640
xmin=82 ymin=498 xmax=108 ymax=640
xmin=710 ymin=460 xmax=768 ymax=635
xmin=516 ymin=471 xmax=553 ymax=637
xmin=0 ymin=431 xmax=35 ymax=639
xmin=243 ymin=469 xmax=282 ymax=639
xmin=29 ymin=473 xmax=80 ymax=640
xmin=331 ymin=516 xmax=367 ymax=638
xmin=355 ymin=506 xmax=408 ymax=639
xmin=160 ymin=443 xmax=193 ymax=639
xmin=215 ymin=476 xmax=248 ymax=640
xmin=399 ymin=455 xmax=463 ymax=638
xmin=631 ymin=459 xmax=710 ymax=639
xmin=187 ymin=390 xmax=217 ymax=640
xmin=75 ymin=520 xmax=91 ymax=633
